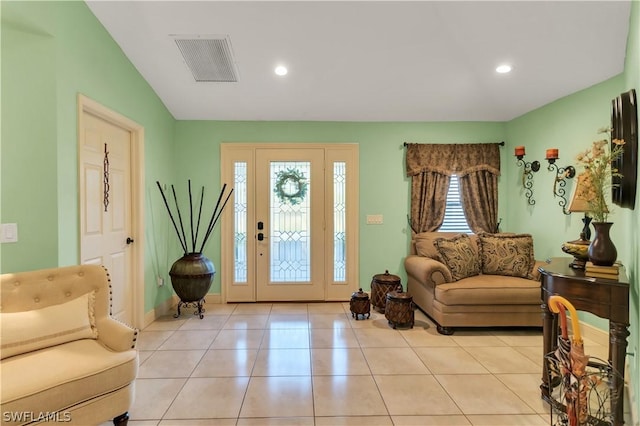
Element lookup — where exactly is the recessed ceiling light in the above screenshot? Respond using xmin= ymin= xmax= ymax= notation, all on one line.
xmin=496 ymin=64 xmax=512 ymax=74
xmin=275 ymin=65 xmax=288 ymax=76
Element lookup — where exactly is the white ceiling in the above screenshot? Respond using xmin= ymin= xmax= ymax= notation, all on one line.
xmin=86 ymin=1 xmax=631 ymax=122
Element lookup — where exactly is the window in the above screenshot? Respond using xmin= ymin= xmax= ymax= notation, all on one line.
xmin=439 ymin=175 xmax=472 ymax=233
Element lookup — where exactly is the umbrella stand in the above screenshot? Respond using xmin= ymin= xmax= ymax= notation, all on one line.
xmin=546 ymin=295 xmax=621 ymax=426
xmin=549 ymin=297 xmax=581 ymax=426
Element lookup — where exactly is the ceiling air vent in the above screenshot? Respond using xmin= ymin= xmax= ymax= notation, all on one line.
xmin=174 ymin=36 xmax=238 ymax=82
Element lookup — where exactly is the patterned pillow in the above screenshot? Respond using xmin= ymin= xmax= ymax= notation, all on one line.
xmin=433 ymin=234 xmax=481 ymax=281
xmin=479 ymin=233 xmax=535 ymax=279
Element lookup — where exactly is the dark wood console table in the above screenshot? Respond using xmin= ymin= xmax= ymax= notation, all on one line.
xmin=539 ymin=257 xmax=629 ymax=426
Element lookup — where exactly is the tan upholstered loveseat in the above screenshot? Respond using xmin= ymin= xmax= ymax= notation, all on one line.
xmin=404 ymin=232 xmax=544 ymax=335
xmin=1 ymin=265 xmax=138 ymax=425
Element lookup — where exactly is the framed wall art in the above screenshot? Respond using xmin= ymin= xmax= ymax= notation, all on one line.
xmin=611 ymin=88 xmax=637 ymax=209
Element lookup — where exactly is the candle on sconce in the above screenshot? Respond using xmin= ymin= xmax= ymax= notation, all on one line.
xmin=546 ymin=148 xmax=559 ymax=160
xmin=514 ymin=146 xmax=525 ymax=157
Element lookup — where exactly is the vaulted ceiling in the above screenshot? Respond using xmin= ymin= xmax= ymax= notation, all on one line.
xmin=86 ymin=1 xmax=631 ymax=122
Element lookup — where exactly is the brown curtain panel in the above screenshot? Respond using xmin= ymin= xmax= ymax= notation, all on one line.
xmin=410 ymin=171 xmax=451 ymax=233
xmin=406 ymin=142 xmax=501 ymax=234
xmin=459 ymin=170 xmax=499 ymax=233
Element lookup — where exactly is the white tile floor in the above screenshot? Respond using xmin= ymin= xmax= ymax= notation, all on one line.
xmin=120 ymin=302 xmax=631 ymax=426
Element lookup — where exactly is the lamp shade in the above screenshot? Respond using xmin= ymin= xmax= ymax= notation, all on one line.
xmin=567 ymin=172 xmax=594 ymax=213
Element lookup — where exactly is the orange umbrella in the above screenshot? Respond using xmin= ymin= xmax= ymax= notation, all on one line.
xmin=548 ymin=295 xmax=590 ymax=426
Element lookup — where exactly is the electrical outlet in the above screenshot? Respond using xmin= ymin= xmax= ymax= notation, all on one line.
xmin=157 ymin=276 xmax=165 ymax=287
xmin=366 ymin=214 xmax=383 ymax=225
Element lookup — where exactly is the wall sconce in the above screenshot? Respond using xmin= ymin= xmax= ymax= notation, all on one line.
xmin=546 ymin=148 xmax=575 ymax=215
xmin=514 ymin=146 xmax=540 ymax=205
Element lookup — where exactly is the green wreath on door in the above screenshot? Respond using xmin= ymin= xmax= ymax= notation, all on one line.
xmin=274 ymin=168 xmax=308 ymax=205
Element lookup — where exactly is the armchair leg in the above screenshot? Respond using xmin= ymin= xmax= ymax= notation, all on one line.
xmin=113 ymin=412 xmax=129 ymax=426
xmin=436 ymin=325 xmax=455 ymax=335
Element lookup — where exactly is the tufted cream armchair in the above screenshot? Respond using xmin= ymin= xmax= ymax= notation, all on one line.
xmin=1 ymin=265 xmax=138 ymax=425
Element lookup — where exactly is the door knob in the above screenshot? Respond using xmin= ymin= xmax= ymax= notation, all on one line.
xmin=257 ymin=233 xmax=265 ymax=241
xmin=126 ymin=237 xmax=135 ymax=245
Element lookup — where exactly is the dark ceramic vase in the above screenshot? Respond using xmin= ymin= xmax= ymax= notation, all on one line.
xmin=587 ymin=222 xmax=617 ymax=266
xmin=169 ymin=253 xmax=216 ymax=302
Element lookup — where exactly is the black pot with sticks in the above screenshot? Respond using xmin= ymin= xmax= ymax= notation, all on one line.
xmin=156 ymin=180 xmax=233 ymax=318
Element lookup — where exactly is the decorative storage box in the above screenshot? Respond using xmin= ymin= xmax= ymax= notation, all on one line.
xmin=385 ymin=285 xmax=415 ymax=329
xmin=370 ymin=270 xmax=401 ymax=313
xmin=350 ymin=288 xmax=370 ymax=320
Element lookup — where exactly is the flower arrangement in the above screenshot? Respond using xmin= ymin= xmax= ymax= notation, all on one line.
xmin=574 ymin=128 xmax=624 ymax=223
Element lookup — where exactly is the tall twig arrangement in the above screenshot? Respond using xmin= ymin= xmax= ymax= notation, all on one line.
xmin=156 ymin=180 xmax=233 ymax=255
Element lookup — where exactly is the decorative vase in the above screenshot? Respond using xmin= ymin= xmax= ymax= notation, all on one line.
xmin=169 ymin=253 xmax=215 ymax=318
xmin=587 ymin=222 xmax=617 ymax=266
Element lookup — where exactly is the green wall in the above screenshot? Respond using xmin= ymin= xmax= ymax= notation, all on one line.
xmin=172 ymin=121 xmax=507 ymax=294
xmin=1 ymin=21 xmax=58 ymax=269
xmin=623 ymin=0 xmax=640 ymax=418
xmin=0 ymin=1 xmax=177 ymax=311
xmin=506 ymin=75 xmax=626 ymax=265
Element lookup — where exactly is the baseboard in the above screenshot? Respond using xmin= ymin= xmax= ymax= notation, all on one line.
xmin=577 ymin=320 xmax=609 ymax=346
xmin=143 ymin=295 xmax=175 ymax=328
xmin=143 ymin=293 xmax=223 ymax=328
xmin=204 ymin=293 xmax=222 ymax=304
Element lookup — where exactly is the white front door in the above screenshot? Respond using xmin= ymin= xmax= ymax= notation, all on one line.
xmin=255 ymin=148 xmax=325 ymax=301
xmin=221 ymin=144 xmax=359 ymax=303
xmin=79 ymin=110 xmax=134 ymax=324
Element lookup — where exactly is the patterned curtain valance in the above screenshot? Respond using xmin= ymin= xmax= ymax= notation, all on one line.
xmin=405 ymin=143 xmax=501 ymax=177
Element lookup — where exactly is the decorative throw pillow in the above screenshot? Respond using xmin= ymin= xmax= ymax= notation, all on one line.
xmin=415 ymin=237 xmax=442 ymax=261
xmin=0 ymin=291 xmax=98 ymax=359
xmin=433 ymin=234 xmax=481 ymax=281
xmin=479 ymin=233 xmax=535 ymax=279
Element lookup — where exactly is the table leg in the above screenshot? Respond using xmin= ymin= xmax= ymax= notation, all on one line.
xmin=610 ymin=321 xmax=629 ymax=426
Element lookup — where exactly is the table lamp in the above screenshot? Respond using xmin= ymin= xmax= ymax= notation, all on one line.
xmin=561 ymin=172 xmax=592 ymax=269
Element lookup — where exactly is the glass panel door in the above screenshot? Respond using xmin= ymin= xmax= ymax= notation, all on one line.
xmin=268 ymin=161 xmax=311 ymax=282
xmin=255 ymin=149 xmax=325 ymax=300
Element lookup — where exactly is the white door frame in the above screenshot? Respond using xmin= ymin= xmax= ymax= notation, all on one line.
xmin=77 ymin=94 xmax=145 ymax=329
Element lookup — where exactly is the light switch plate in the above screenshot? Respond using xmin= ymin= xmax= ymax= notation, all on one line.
xmin=1 ymin=223 xmax=18 ymax=243
xmin=366 ymin=214 xmax=383 ymax=225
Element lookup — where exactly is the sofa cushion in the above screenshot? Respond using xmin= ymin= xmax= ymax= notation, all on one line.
xmin=434 ymin=274 xmax=540 ymax=305
xmin=414 ymin=232 xmax=480 ymax=259
xmin=1 ymin=339 xmax=137 ymax=416
xmin=1 ymin=291 xmax=98 ymax=360
xmin=433 ymin=234 xmax=481 ymax=281
xmin=479 ymin=233 xmax=535 ymax=279
xmin=415 ymin=235 xmax=443 ymax=261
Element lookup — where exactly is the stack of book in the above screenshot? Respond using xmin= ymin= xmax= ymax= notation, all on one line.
xmin=584 ymin=261 xmax=620 ymax=279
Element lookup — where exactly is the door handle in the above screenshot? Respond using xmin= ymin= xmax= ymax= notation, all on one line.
xmin=257 ymin=233 xmax=266 ymax=241
xmin=126 ymin=237 xmax=135 ymax=245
